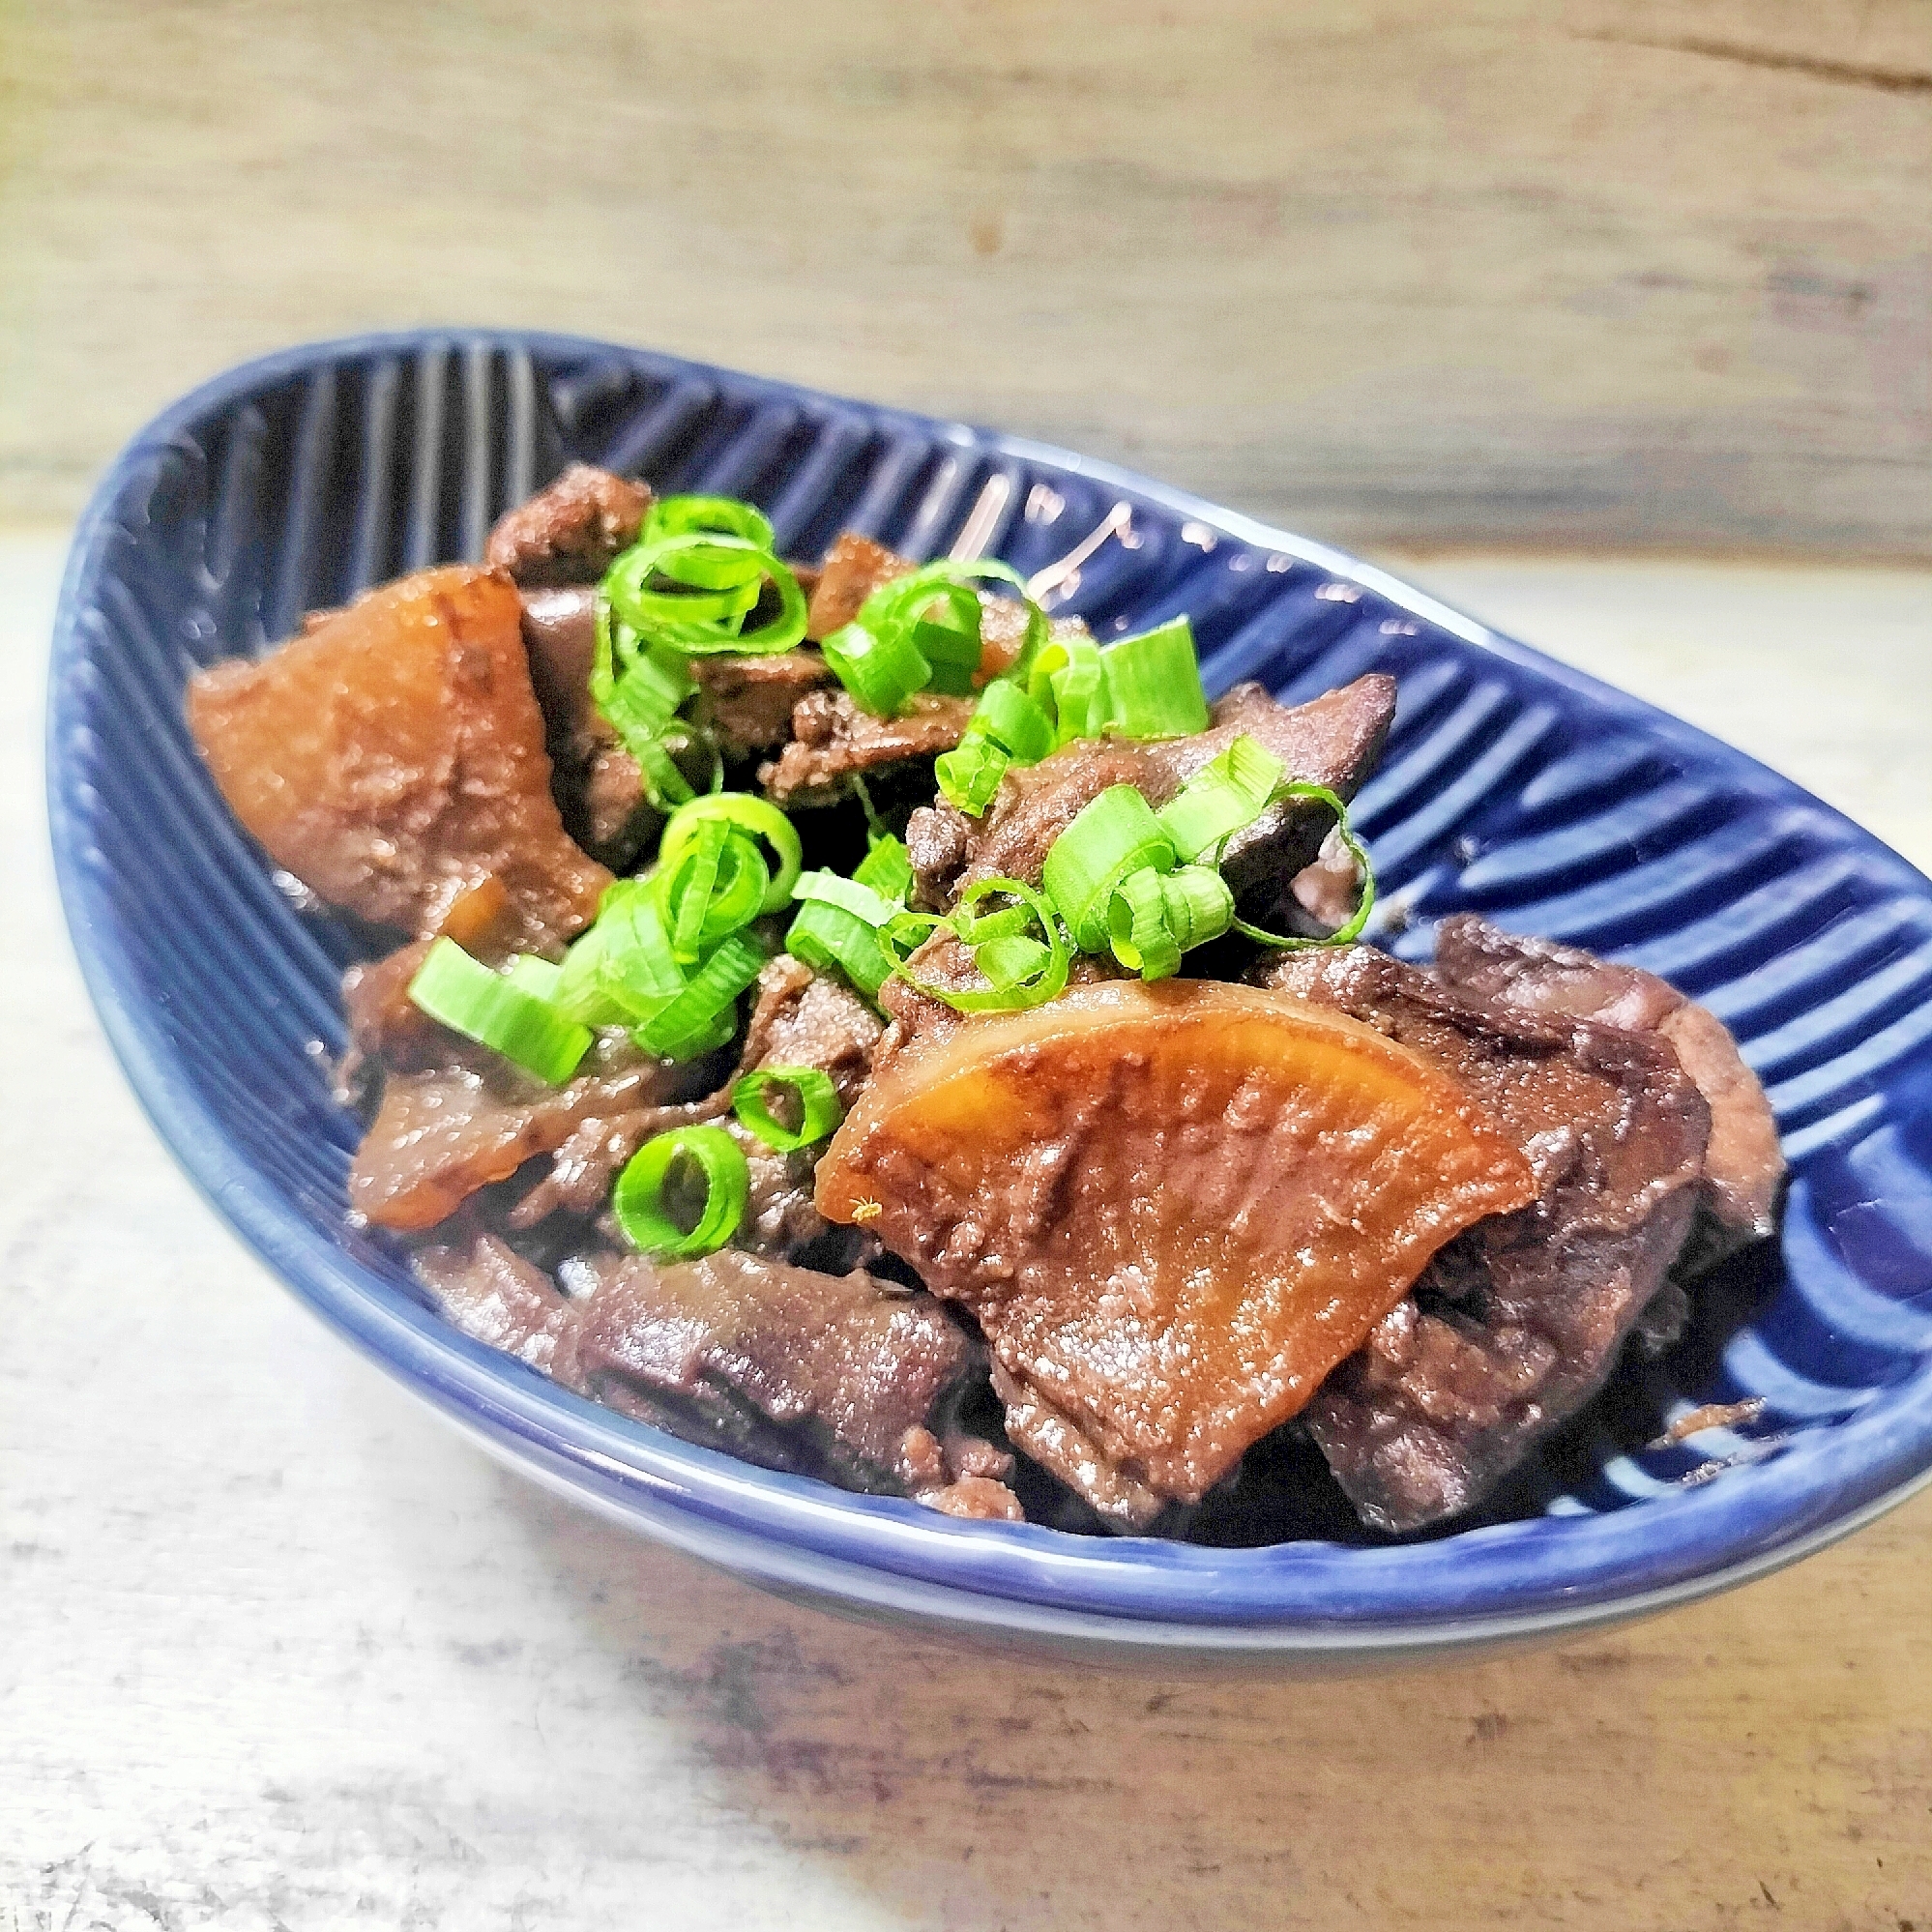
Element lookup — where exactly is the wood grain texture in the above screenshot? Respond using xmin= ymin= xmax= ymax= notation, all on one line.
xmin=1 ymin=1 xmax=1927 ymax=557
xmin=3 ymin=531 xmax=1930 ymax=1929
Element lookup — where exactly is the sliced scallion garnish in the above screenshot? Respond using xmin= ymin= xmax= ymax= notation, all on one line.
xmin=632 ymin=927 xmax=767 ymax=1061
xmin=1156 ymin=733 xmax=1287 ymax=863
xmin=503 ymin=953 xmax=565 ymax=1003
xmin=821 ymin=615 xmax=933 ymax=717
xmin=933 ymin=734 xmax=1011 ymax=817
xmin=882 ymin=877 xmax=1069 ymax=1013
xmin=1039 ymin=784 xmax=1180 ymax=952
xmin=605 ymin=531 xmax=806 ymax=658
xmin=1106 ymin=864 xmax=1234 ymax=981
xmin=1231 ymin=782 xmax=1378 ymax=951
xmin=407 ymin=937 xmax=592 ymax=1085
xmin=786 ymin=869 xmax=904 ymax=1000
xmin=730 ymin=1067 xmax=845 ymax=1153
xmin=612 ymin=1125 xmax=749 ymax=1258
xmin=1099 ymin=616 xmax=1211 ymax=740
xmin=659 ymin=793 xmax=804 ymax=917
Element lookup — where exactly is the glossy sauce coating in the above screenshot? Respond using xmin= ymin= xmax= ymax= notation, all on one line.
xmin=816 ymin=980 xmax=1537 ymax=1508
xmin=187 ymin=565 xmax=609 ymax=949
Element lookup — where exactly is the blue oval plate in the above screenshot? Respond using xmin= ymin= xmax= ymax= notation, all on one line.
xmin=47 ymin=332 xmax=1932 ymax=1670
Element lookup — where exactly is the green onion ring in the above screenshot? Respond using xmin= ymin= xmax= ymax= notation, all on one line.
xmin=605 ymin=532 xmax=807 ymax=657
xmin=407 ymin=937 xmax=592 ymax=1085
xmin=886 ymin=878 xmax=1069 ymax=1014
xmin=644 ymin=494 xmax=776 ymax=551
xmin=1039 ymin=784 xmax=1180 ymax=952
xmin=1156 ymin=733 xmax=1287 ymax=864
xmin=1099 ymin=616 xmax=1212 ymax=740
xmin=633 ymin=928 xmax=768 ymax=1061
xmin=659 ymin=793 xmax=804 ymax=916
xmin=1230 ymin=783 xmax=1378 ymax=951
xmin=730 ymin=1067 xmax=845 ymax=1153
xmin=611 ymin=1125 xmax=749 ymax=1258
xmin=934 ymin=735 xmax=1010 ymax=817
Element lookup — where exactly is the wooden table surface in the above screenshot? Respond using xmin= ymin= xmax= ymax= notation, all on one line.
xmin=4 ymin=1 xmax=1928 ymax=558
xmin=3 ymin=530 xmax=1928 ymax=1930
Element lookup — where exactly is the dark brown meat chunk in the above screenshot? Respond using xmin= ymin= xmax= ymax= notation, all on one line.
xmin=760 ymin=689 xmax=975 ymax=808
xmin=512 ymin=583 xmax=657 ymax=863
xmin=341 ymin=939 xmax=438 ymax=1074
xmin=485 ymin=464 xmax=651 ymax=587
xmin=551 ymin=1250 xmax=978 ymax=1493
xmin=1431 ymin=915 xmax=1784 ymax=1247
xmin=519 ymin=581 xmax=836 ymax=764
xmin=417 ymin=1235 xmax=575 ymax=1372
xmin=350 ymin=1037 xmax=720 ymax=1233
xmin=738 ymin=953 xmax=884 ymax=1110
xmin=905 ymin=674 xmax=1397 ymax=912
xmin=187 ymin=566 xmax=610 ymax=950
xmin=805 ymin=532 xmax=912 ymax=639
xmin=693 ymin=649 xmax=838 ymax=758
xmin=518 ymin=580 xmax=835 ymax=867
xmin=518 ymin=583 xmax=601 ymax=746
xmin=725 ymin=956 xmax=886 ymax=1262
xmin=1255 ymin=945 xmax=1712 ymax=1533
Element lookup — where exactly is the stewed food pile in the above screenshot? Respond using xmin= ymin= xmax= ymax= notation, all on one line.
xmin=185 ymin=465 xmax=1784 ymax=1537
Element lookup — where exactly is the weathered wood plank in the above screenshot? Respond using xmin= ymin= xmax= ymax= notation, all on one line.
xmin=1 ymin=1 xmax=1926 ymax=554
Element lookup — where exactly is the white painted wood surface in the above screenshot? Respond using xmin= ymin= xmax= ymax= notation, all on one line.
xmin=3 ymin=529 xmax=1929 ymax=1929
xmin=2 ymin=1 xmax=1928 ymax=555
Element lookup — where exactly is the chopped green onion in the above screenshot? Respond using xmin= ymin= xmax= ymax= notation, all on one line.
xmin=731 ymin=1067 xmax=844 ymax=1153
xmin=853 ymin=832 xmax=916 ymax=903
xmin=786 ymin=870 xmax=902 ymax=999
xmin=503 ymin=954 xmax=564 ymax=1002
xmin=969 ymin=677 xmax=1055 ymax=764
xmin=604 ymin=530 xmax=806 ymax=658
xmin=934 ymin=735 xmax=1011 ymax=817
xmin=972 ymin=934 xmax=1052 ymax=988
xmin=826 ymin=560 xmax=1048 ymax=717
xmin=600 ymin=881 xmax=688 ymax=1017
xmin=1105 ymin=866 xmax=1183 ymax=981
xmin=1156 ymin=733 xmax=1287 ymax=863
xmin=821 ymin=617 xmax=931 ymax=717
xmin=1106 ymin=864 xmax=1234 ymax=981
xmin=633 ymin=928 xmax=767 ymax=1060
xmin=850 ymin=773 xmax=888 ymax=841
xmin=612 ymin=1125 xmax=749 ymax=1258
xmin=590 ymin=598 xmax=700 ymax=809
xmin=1030 ymin=632 xmax=1107 ymax=746
xmin=407 ymin=937 xmax=592 ymax=1084
xmin=629 ymin=729 xmax=700 ymax=811
xmin=792 ymin=870 xmax=902 ymax=927
xmin=550 ymin=921 xmax=627 ymax=1027
xmin=884 ymin=878 xmax=1069 ymax=1013
xmin=656 ymin=819 xmax=769 ymax=966
xmin=1039 ymin=784 xmax=1179 ymax=951
xmin=644 ymin=494 xmax=776 ymax=552
xmin=786 ymin=902 xmax=892 ymax=1001
xmin=1100 ymin=617 xmax=1211 ymax=739
xmin=902 ymin=580 xmax=985 ymax=696
xmin=659 ymin=793 xmax=803 ymax=916
xmin=1232 ymin=783 xmax=1378 ymax=951
xmin=785 ymin=837 xmax=915 ymax=1002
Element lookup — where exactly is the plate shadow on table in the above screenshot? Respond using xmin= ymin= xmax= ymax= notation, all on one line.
xmin=479 ymin=1250 xmax=1787 ymax=1930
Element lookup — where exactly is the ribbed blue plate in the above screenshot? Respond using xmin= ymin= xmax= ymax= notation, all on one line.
xmin=46 ymin=332 xmax=1932 ymax=1669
